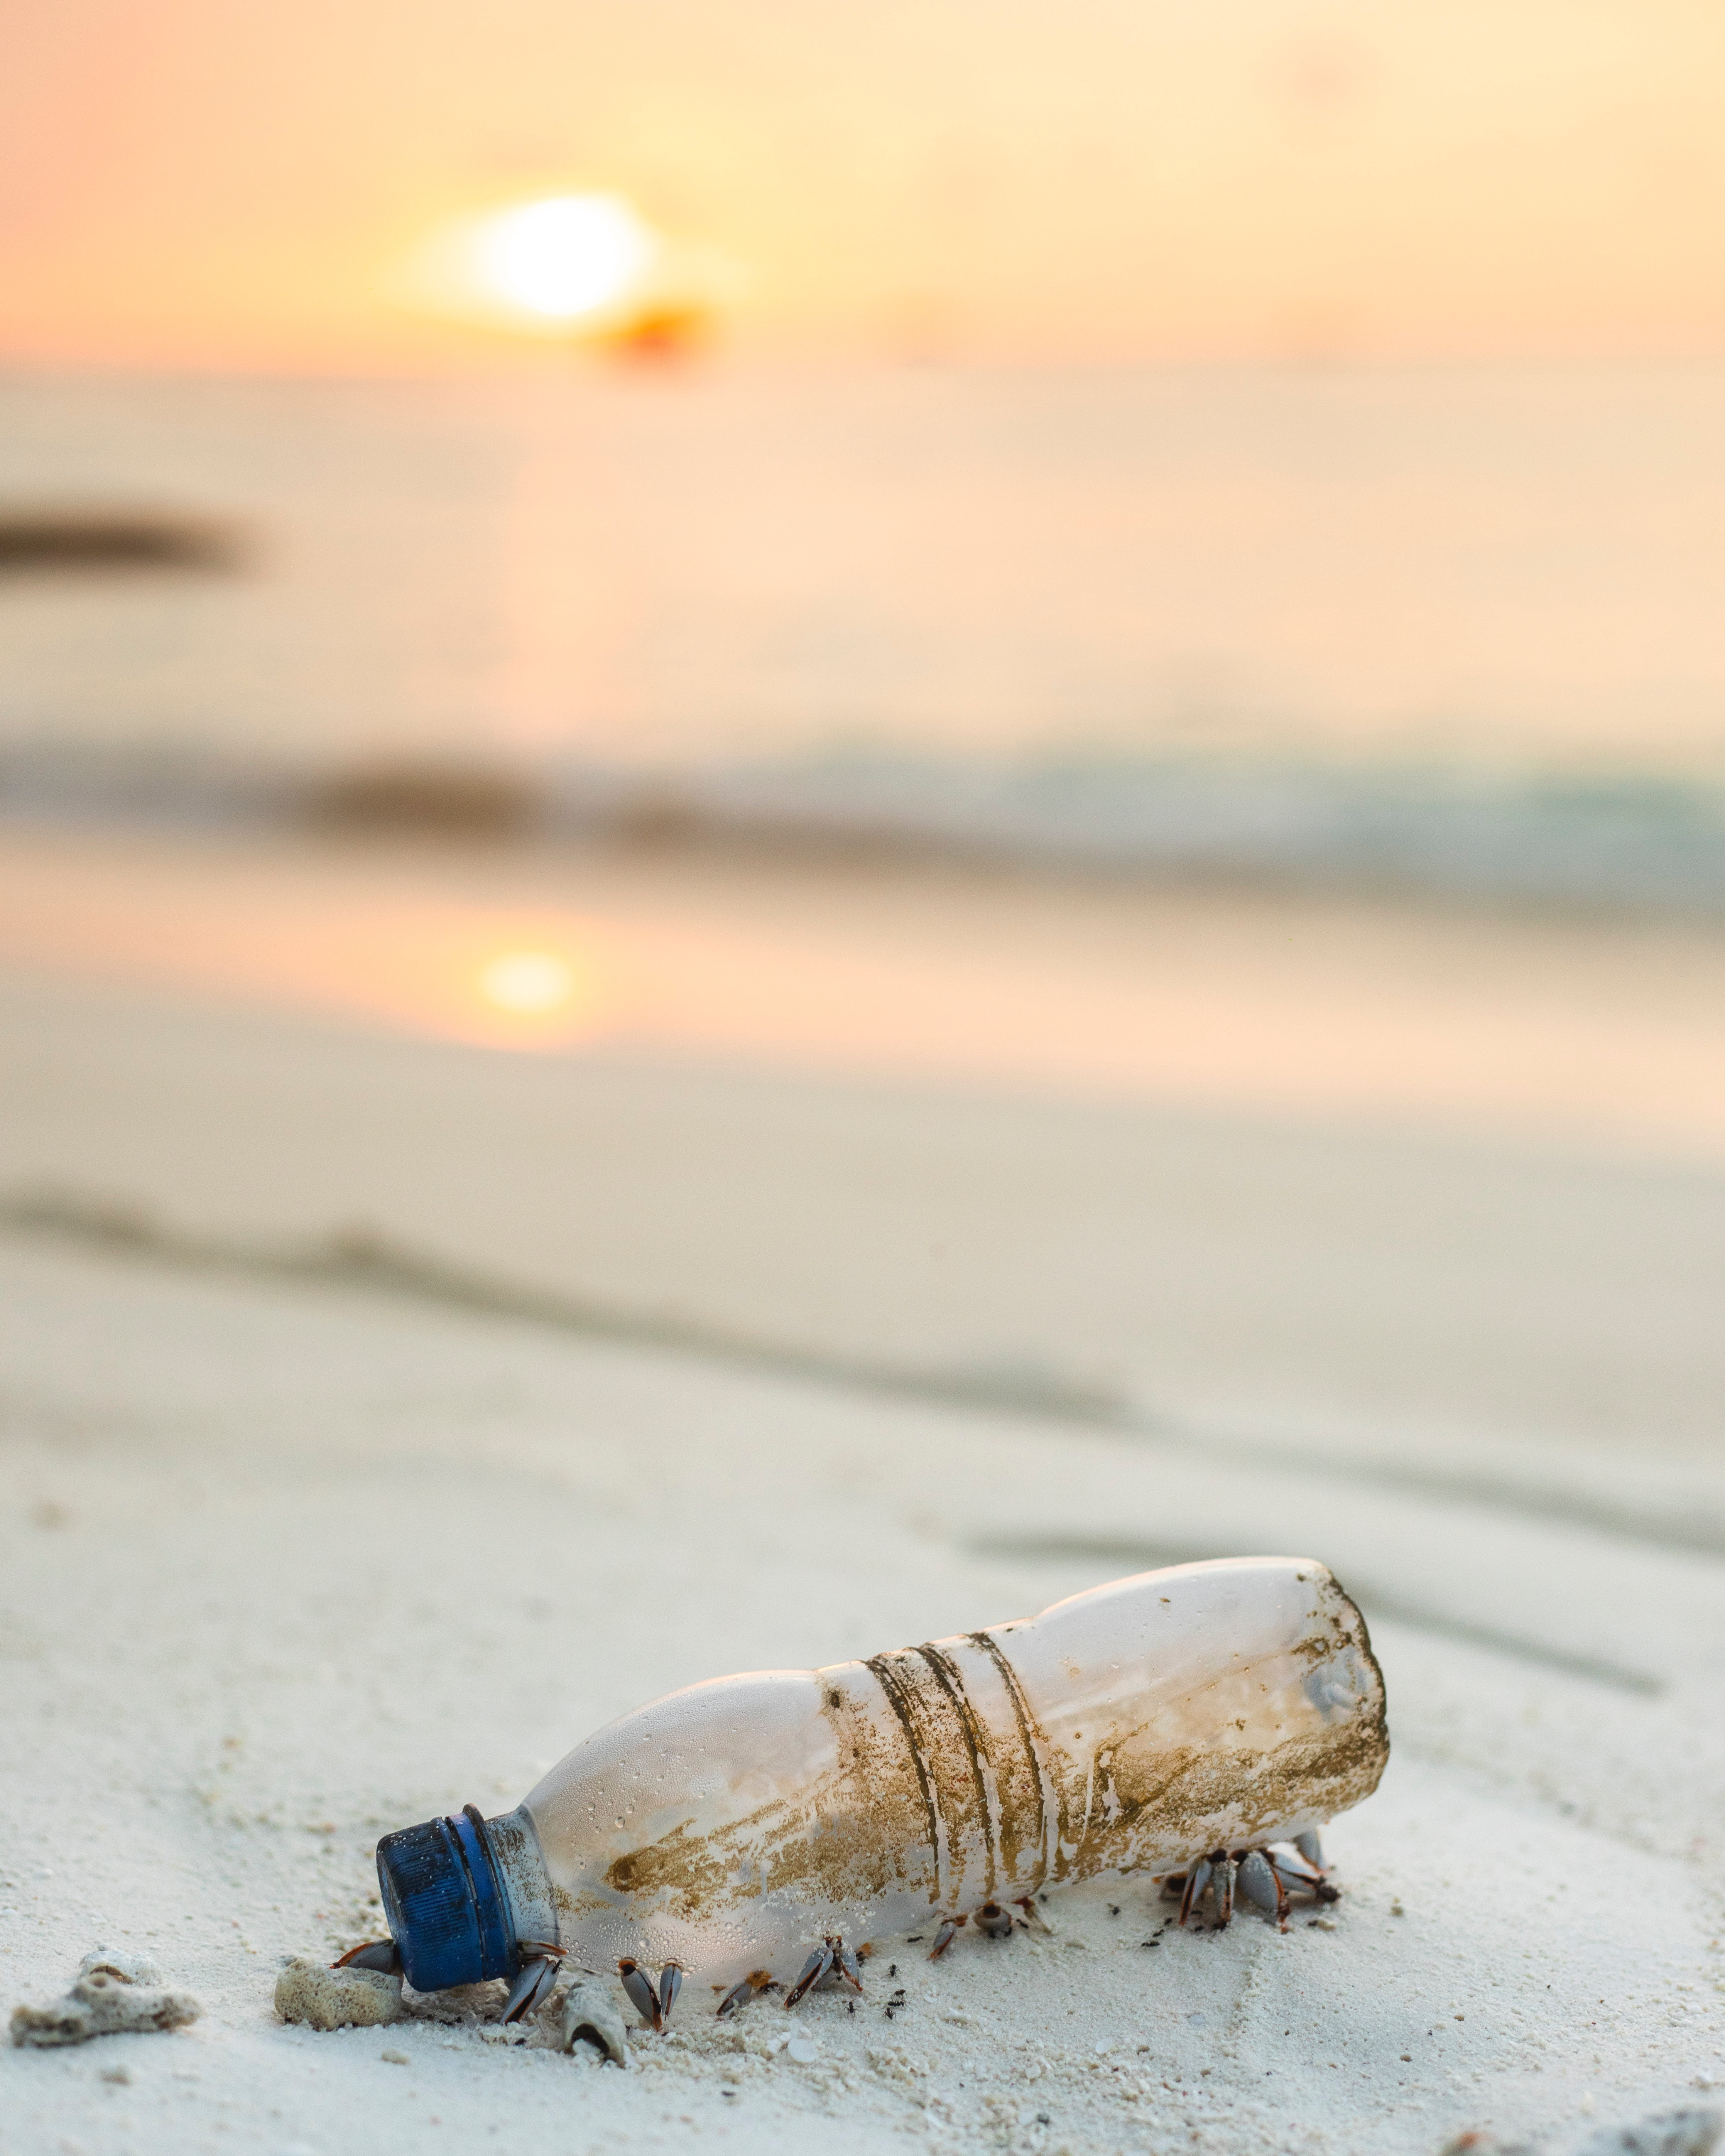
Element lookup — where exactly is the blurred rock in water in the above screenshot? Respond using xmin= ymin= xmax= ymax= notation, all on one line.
xmin=0 ymin=508 xmax=247 ymax=576
xmin=301 ymin=760 xmax=540 ymax=839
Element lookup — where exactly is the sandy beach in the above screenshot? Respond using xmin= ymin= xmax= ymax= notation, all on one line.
xmin=2 ymin=830 xmax=1723 ymax=2155
xmin=9 ymin=0 xmax=1725 ymax=2144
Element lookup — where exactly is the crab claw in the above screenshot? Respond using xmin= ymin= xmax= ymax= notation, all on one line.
xmin=658 ymin=1962 xmax=684 ymax=2024
xmin=1210 ymin=1859 xmax=1241 ymax=1930
xmin=502 ymin=1953 xmax=561 ymax=2024
xmin=618 ymin=1956 xmax=663 ymax=2031
xmin=831 ymin=1938 xmax=864 ymax=1993
xmin=1178 ymin=1854 xmax=1215 ymax=1928
xmin=928 ymin=1914 xmax=966 ymax=1961
xmin=1012 ymin=1896 xmax=1048 ymax=1931
xmin=784 ymin=1943 xmax=834 ymax=2009
xmin=332 ymin=1940 xmax=401 ymax=1974
xmin=1259 ymin=1844 xmax=1336 ymax=1910
xmin=1265 ymin=1844 xmax=1339 ymax=1903
xmin=1293 ymin=1830 xmax=1326 ymax=1871
xmin=716 ymin=1970 xmax=776 ymax=2018
xmin=1237 ymin=1849 xmax=1289 ymax=1929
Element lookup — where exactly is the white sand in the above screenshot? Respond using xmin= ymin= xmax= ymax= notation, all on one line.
xmin=2 ymin=842 xmax=1723 ymax=2154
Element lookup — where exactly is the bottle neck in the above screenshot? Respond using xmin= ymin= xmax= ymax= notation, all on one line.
xmin=483 ymin=1805 xmax=560 ymax=1950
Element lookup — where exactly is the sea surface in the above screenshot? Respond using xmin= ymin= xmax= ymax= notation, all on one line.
xmin=2 ymin=362 xmax=1724 ymax=909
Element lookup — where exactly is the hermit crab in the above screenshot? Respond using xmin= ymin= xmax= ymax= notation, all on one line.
xmin=1162 ymin=1832 xmax=1340 ymax=1931
xmin=338 ymin=1556 xmax=1387 ymax=2022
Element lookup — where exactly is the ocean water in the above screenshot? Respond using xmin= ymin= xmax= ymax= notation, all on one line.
xmin=2 ymin=363 xmax=1723 ymax=908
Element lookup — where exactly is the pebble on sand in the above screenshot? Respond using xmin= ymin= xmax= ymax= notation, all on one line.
xmin=273 ymin=1957 xmax=402 ymax=2033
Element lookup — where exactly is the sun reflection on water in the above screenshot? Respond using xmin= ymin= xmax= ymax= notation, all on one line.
xmin=479 ymin=949 xmax=579 ymax=1014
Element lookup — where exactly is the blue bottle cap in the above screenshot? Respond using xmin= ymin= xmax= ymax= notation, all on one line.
xmin=376 ymin=1805 xmax=518 ymax=1993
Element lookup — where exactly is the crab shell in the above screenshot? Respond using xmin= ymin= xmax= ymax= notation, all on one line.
xmin=489 ymin=1556 xmax=1387 ymax=1989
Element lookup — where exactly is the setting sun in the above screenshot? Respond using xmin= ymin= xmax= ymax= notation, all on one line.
xmin=474 ymin=195 xmax=657 ymax=322
xmin=395 ymin=191 xmax=677 ymax=339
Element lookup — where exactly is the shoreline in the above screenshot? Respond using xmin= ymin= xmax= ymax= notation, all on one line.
xmin=4 ymin=825 xmax=1725 ymax=1161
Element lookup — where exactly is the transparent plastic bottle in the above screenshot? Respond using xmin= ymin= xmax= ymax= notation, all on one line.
xmin=376 ymin=1555 xmax=1386 ymax=1996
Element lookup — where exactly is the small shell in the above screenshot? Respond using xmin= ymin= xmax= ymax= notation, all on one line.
xmin=559 ymin=1981 xmax=628 ymax=2067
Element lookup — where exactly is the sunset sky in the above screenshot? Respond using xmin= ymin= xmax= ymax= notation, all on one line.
xmin=3 ymin=0 xmax=1725 ymax=370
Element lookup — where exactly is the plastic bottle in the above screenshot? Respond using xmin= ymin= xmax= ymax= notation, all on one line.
xmin=375 ymin=1554 xmax=1386 ymax=1996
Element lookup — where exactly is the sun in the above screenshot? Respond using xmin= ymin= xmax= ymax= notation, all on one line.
xmin=474 ymin=195 xmax=657 ymax=322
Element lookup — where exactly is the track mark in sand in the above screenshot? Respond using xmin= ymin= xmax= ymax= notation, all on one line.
xmin=2 ymin=1181 xmax=1720 ymax=1577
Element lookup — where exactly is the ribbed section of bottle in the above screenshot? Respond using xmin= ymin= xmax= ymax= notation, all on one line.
xmin=858 ymin=1631 xmax=1058 ymax=1913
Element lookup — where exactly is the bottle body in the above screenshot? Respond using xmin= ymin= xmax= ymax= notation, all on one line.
xmin=494 ymin=1555 xmax=1386 ymax=1989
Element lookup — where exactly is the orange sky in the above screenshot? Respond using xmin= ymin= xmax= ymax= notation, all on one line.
xmin=3 ymin=0 xmax=1725 ymax=370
